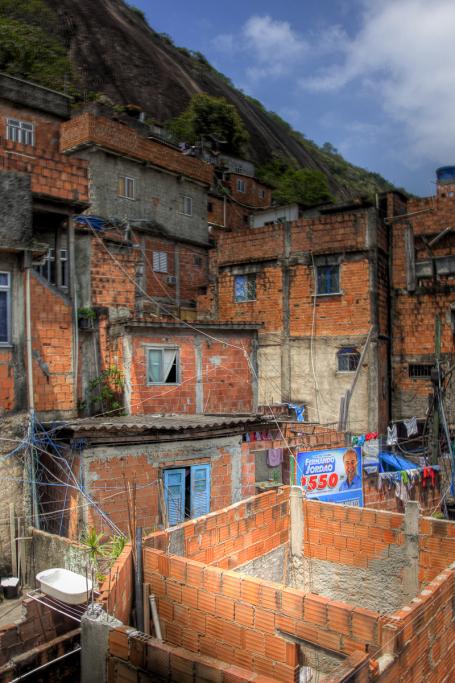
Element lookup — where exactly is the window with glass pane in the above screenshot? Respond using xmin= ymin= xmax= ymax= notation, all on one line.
xmin=36 ymin=249 xmax=68 ymax=287
xmin=337 ymin=348 xmax=360 ymax=372
xmin=0 ymin=272 xmax=10 ymax=344
xmin=236 ymin=179 xmax=246 ymax=193
xmin=316 ymin=264 xmax=340 ymax=294
xmin=180 ymin=195 xmax=192 ymax=216
xmin=234 ymin=274 xmax=256 ymax=302
xmin=6 ymin=119 xmax=34 ymax=145
xmin=118 ymin=175 xmax=135 ymax=199
xmin=147 ymin=348 xmax=179 ymax=384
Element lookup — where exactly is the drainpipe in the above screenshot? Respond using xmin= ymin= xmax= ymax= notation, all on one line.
xmin=25 ymin=259 xmax=39 ymax=528
xmin=25 ymin=263 xmax=34 ymax=413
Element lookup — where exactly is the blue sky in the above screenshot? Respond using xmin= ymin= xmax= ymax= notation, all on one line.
xmin=133 ymin=0 xmax=455 ymax=196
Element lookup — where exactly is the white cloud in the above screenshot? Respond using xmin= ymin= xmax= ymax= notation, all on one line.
xmin=300 ymin=0 xmax=455 ymax=163
xmin=212 ymin=15 xmax=307 ymax=80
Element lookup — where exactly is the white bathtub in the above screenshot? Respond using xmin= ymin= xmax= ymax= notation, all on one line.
xmin=36 ymin=568 xmax=92 ymax=605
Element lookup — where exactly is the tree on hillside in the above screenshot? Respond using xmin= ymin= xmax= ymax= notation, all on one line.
xmin=257 ymin=156 xmax=333 ymax=207
xmin=168 ymin=93 xmax=250 ymax=156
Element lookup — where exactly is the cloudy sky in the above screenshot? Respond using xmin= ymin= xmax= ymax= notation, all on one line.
xmin=134 ymin=0 xmax=455 ymax=196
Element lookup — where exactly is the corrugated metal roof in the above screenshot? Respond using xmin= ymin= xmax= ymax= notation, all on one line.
xmin=59 ymin=414 xmax=265 ymax=435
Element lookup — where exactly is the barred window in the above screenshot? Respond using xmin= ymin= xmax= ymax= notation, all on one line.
xmin=0 ymin=272 xmax=11 ymax=344
xmin=409 ymin=364 xmax=433 ymax=379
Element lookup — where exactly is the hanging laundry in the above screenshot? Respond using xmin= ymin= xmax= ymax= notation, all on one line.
xmin=351 ymin=435 xmax=359 ymax=446
xmin=404 ymin=416 xmax=418 ymax=437
xmin=401 ymin=470 xmax=409 ymax=485
xmin=289 ymin=404 xmax=305 ymax=423
xmin=395 ymin=479 xmax=409 ymax=504
xmin=423 ymin=467 xmax=436 ymax=488
xmin=357 ymin=435 xmax=366 ymax=447
xmin=365 ymin=432 xmax=378 ymax=441
xmin=387 ymin=425 xmax=398 ymax=446
xmin=267 ymin=448 xmax=283 ymax=467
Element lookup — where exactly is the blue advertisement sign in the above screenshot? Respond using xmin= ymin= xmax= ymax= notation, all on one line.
xmin=296 ymin=447 xmax=363 ymax=507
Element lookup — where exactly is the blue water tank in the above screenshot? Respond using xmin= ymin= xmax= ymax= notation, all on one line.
xmin=436 ymin=166 xmax=455 ymax=184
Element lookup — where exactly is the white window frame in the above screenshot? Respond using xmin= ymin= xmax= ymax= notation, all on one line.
xmin=36 ymin=248 xmax=68 ymax=288
xmin=0 ymin=272 xmax=11 ymax=346
xmin=118 ymin=175 xmax=136 ymax=200
xmin=179 ymin=195 xmax=193 ymax=216
xmin=147 ymin=346 xmax=180 ymax=385
xmin=6 ymin=118 xmax=34 ymax=146
xmin=236 ymin=179 xmax=246 ymax=193
xmin=153 ymin=251 xmax=168 ymax=273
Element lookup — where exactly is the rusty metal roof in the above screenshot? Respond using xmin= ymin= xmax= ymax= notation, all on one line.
xmin=56 ymin=414 xmax=267 ymax=436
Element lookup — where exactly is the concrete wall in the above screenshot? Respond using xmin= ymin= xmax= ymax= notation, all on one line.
xmin=0 ymin=73 xmax=70 ymax=118
xmin=29 ymin=528 xmax=89 ymax=581
xmin=0 ymin=414 xmax=28 ymax=573
xmin=235 ymin=544 xmax=287 ymax=584
xmin=0 ymin=173 xmax=32 ymax=248
xmin=78 ymin=149 xmax=209 ymax=245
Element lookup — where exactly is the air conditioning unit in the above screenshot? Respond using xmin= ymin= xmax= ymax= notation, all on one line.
xmin=167 ymin=275 xmax=177 ymax=286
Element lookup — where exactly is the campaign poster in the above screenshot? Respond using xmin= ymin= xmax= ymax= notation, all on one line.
xmin=296 ymin=446 xmax=363 ymax=507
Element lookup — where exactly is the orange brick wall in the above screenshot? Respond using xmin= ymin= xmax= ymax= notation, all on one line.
xmin=291 ymin=210 xmax=371 ymax=253
xmin=217 ymin=225 xmax=285 ymax=266
xmin=128 ymin=332 xmax=254 ymax=415
xmin=83 ymin=441 xmax=256 ymax=537
xmin=302 ymin=500 xmax=404 ymax=568
xmin=31 ymin=272 xmax=75 ymax=414
xmin=143 ymin=236 xmax=208 ymax=305
xmin=0 ymin=348 xmax=14 ymax=411
xmin=289 ymin=259 xmax=372 ymax=337
xmin=99 ymin=544 xmax=134 ymax=625
xmin=90 ymin=235 xmax=139 ymax=309
xmin=218 ymin=267 xmax=283 ymax=332
xmin=390 ymin=194 xmax=455 ymax=420
xmin=0 ymin=105 xmax=88 ymax=204
xmin=60 ymin=114 xmax=213 ymax=186
xmin=380 ymin=567 xmax=455 ymax=682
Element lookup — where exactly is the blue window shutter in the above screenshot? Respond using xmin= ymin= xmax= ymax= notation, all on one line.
xmin=190 ymin=464 xmax=211 ymax=518
xmin=164 ymin=469 xmax=185 ymax=526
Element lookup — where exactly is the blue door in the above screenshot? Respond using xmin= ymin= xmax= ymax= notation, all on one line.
xmin=164 ymin=468 xmax=185 ymax=526
xmin=190 ymin=464 xmax=211 ymax=518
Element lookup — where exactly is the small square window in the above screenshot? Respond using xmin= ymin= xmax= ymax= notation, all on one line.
xmin=234 ymin=274 xmax=256 ymax=302
xmin=258 ymin=189 xmax=266 ymax=199
xmin=118 ymin=175 xmax=135 ymax=199
xmin=6 ymin=119 xmax=34 ymax=146
xmin=236 ymin=179 xmax=246 ymax=193
xmin=147 ymin=347 xmax=179 ymax=384
xmin=316 ymin=264 xmax=340 ymax=295
xmin=337 ymin=348 xmax=360 ymax=372
xmin=0 ymin=272 xmax=11 ymax=345
xmin=153 ymin=251 xmax=168 ymax=273
xmin=194 ymin=255 xmax=203 ymax=267
xmin=180 ymin=195 xmax=192 ymax=216
xmin=207 ymin=201 xmax=213 ymax=212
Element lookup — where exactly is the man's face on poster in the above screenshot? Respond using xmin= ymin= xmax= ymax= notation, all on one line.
xmin=343 ymin=450 xmax=357 ymax=483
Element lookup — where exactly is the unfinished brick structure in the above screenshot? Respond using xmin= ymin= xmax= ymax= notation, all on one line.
xmin=387 ymin=178 xmax=455 ymax=421
xmin=200 ymin=201 xmax=389 ymax=432
xmin=0 ymin=73 xmax=89 ymax=417
xmin=98 ymin=487 xmax=455 ymax=682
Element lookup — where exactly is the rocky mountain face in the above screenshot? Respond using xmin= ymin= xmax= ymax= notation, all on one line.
xmin=6 ymin=0 xmax=393 ymax=198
